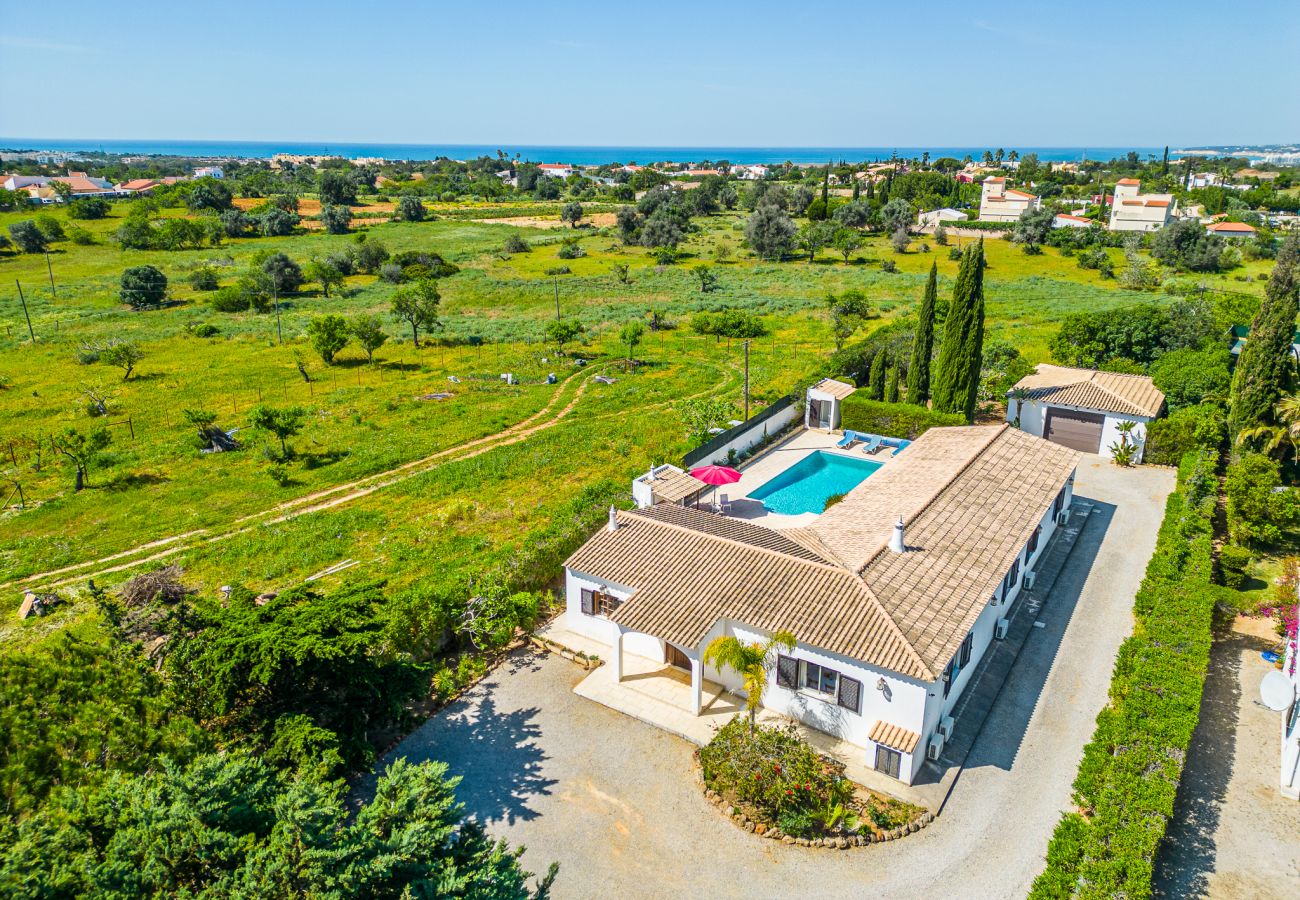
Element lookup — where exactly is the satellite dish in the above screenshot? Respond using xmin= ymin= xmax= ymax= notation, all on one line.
xmin=1260 ymin=670 xmax=1296 ymax=712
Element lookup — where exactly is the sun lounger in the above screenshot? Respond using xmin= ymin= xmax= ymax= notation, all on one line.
xmin=861 ymin=436 xmax=883 ymax=455
xmin=836 ymin=431 xmax=861 ymax=449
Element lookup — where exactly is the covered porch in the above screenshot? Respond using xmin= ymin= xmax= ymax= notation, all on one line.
xmin=539 ymin=613 xmax=930 ymax=807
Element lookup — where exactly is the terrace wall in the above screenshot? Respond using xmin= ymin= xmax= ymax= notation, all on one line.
xmin=682 ymin=397 xmax=799 ymax=468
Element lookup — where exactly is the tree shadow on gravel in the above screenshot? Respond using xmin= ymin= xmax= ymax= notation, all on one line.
xmin=1152 ymin=627 xmax=1268 ymax=898
xmin=353 ymin=648 xmax=556 ymax=827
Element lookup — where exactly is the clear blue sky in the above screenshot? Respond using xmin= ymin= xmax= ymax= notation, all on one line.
xmin=2 ymin=0 xmax=1295 ymax=147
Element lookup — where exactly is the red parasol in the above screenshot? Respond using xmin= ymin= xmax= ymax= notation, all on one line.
xmin=689 ymin=465 xmax=742 ymax=485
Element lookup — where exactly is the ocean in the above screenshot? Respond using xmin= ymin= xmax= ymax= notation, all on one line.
xmin=0 ymin=138 xmax=1167 ymax=166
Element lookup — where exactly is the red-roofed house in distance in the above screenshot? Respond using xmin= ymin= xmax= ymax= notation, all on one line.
xmin=978 ymin=176 xmax=1041 ymax=222
xmin=1206 ymin=221 xmax=1257 ymax=238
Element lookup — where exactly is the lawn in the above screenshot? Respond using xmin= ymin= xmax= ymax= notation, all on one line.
xmin=0 ymin=198 xmax=1253 ymax=649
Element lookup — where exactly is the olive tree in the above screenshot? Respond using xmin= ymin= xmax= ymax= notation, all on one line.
xmin=306 ymin=314 xmax=350 ymax=364
xmin=391 ymin=279 xmax=442 ymax=347
xmin=120 ymin=265 xmax=168 ymax=309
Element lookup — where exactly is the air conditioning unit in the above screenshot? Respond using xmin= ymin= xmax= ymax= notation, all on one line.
xmin=938 ymin=716 xmax=955 ymax=741
xmin=927 ymin=733 xmax=946 ymax=761
xmin=995 ymin=618 xmax=1010 ymax=640
xmin=1023 ymin=571 xmax=1037 ymax=591
xmin=1055 ymin=509 xmax=1071 ymax=526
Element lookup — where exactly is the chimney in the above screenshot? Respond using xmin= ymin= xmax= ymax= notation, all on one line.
xmin=608 ymin=505 xmax=620 ymax=533
xmin=888 ymin=517 xmax=906 ymax=553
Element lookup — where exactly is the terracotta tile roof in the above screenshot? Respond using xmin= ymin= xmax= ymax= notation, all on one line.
xmin=870 ymin=720 xmax=920 ymax=754
xmin=1144 ymin=199 xmax=1170 ymax=207
xmin=1055 ymin=214 xmax=1092 ymax=223
xmin=1117 ymin=178 xmax=1141 ymax=185
xmin=567 ymin=507 xmax=932 ymax=679
xmin=566 ymin=425 xmax=1079 ymax=680
xmin=1208 ymin=221 xmax=1256 ymax=233
xmin=854 ymin=428 xmax=1077 ymax=668
xmin=1005 ymin=189 xmax=1038 ymax=199
xmin=984 ymin=177 xmax=1006 ymax=183
xmin=1012 ymin=364 xmax=1165 ymax=418
xmin=644 ymin=470 xmax=706 ymax=504
xmin=811 ymin=377 xmax=857 ymax=400
xmin=119 ymin=178 xmax=159 ymax=191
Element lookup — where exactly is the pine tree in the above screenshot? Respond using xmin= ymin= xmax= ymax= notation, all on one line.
xmin=885 ymin=364 xmax=900 ymax=403
xmin=931 ymin=242 xmax=987 ymax=422
xmin=907 ymin=262 xmax=939 ymax=404
xmin=1229 ymin=236 xmax=1300 ymax=435
xmin=868 ymin=351 xmax=887 ymax=400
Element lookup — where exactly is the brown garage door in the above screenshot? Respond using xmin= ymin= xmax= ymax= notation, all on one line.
xmin=1044 ymin=408 xmax=1104 ymax=453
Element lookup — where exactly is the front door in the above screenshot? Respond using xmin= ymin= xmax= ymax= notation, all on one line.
xmin=664 ymin=643 xmax=691 ymax=671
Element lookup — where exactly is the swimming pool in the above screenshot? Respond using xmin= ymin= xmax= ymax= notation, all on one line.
xmin=749 ymin=451 xmax=882 ymax=516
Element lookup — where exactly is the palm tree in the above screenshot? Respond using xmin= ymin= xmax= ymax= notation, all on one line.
xmin=1237 ymin=392 xmax=1300 ymax=461
xmin=702 ymin=630 xmax=796 ymax=728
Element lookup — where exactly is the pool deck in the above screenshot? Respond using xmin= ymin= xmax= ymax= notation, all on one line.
xmin=699 ymin=428 xmax=900 ymax=528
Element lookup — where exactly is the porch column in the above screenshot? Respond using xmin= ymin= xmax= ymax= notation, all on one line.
xmin=614 ymin=629 xmax=624 ymax=683
xmin=690 ymin=656 xmax=703 ymax=716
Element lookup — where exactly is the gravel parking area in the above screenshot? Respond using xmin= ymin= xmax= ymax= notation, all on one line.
xmin=370 ymin=458 xmax=1174 ymax=899
xmin=1154 ymin=616 xmax=1300 ymax=899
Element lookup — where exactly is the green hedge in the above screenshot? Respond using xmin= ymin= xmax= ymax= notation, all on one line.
xmin=944 ymin=219 xmax=1014 ymax=232
xmin=1030 ymin=449 xmax=1221 ymax=899
xmin=839 ymin=396 xmax=964 ymax=439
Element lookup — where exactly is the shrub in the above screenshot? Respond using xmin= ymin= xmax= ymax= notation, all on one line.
xmin=189 ymin=322 xmax=220 ymax=338
xmin=68 ymin=197 xmax=110 ymax=219
xmin=188 ymin=266 xmax=220 ymax=291
xmin=1218 ymin=545 xmax=1252 ymax=590
xmin=1149 ymin=347 xmax=1231 ymax=411
xmin=1142 ymin=403 xmax=1225 ymax=466
xmin=698 ymin=719 xmax=853 ymax=837
xmin=556 ymin=239 xmax=585 ymax=260
xmin=502 ymin=234 xmax=529 ymax=254
xmin=1225 ymin=452 xmax=1300 ymax=546
xmin=880 ymin=259 xmax=897 ymax=273
xmin=67 ymin=225 xmax=94 ymax=245
xmin=839 ymin=396 xmax=964 ymax=439
xmin=319 ymin=203 xmax=351 ymax=234
xmin=120 ymin=265 xmax=168 ymax=309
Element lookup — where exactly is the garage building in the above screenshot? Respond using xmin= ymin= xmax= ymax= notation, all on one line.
xmin=1006 ymin=365 xmax=1165 ymax=461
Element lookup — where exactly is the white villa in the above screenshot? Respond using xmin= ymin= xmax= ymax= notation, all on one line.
xmin=978 ymin=177 xmax=1040 ymax=222
xmin=1008 ymin=365 xmax=1165 ymax=462
xmin=557 ymin=413 xmax=1079 ymax=786
xmin=1108 ymin=178 xmax=1177 ymax=232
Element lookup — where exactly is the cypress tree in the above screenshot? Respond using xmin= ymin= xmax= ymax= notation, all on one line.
xmin=821 ymin=163 xmax=830 ymax=208
xmin=931 ymin=241 xmax=987 ymax=422
xmin=868 ymin=351 xmax=887 ymax=400
xmin=885 ymin=364 xmax=900 ymax=403
xmin=1229 ymin=236 xmax=1300 ymax=435
xmin=907 ymin=262 xmax=939 ymax=404
xmin=852 ymin=178 xmax=861 ymax=201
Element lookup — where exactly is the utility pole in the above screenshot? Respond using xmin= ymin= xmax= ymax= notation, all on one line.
xmin=44 ymin=253 xmax=56 ymax=299
xmin=273 ymin=288 xmax=283 ymax=345
xmin=15 ymin=280 xmax=34 ymax=342
xmin=553 ymin=275 xmax=561 ymax=321
xmin=743 ymin=340 xmax=750 ymax=421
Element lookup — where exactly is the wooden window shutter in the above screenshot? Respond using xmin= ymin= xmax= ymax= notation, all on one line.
xmin=776 ymin=654 xmax=798 ymax=689
xmin=838 ymin=676 xmax=862 ymax=714
xmin=580 ymin=589 xmax=595 ymax=615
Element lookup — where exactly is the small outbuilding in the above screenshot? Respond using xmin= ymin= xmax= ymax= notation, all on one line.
xmin=1007 ymin=365 xmax=1165 ymax=461
xmin=805 ymin=378 xmax=857 ymax=430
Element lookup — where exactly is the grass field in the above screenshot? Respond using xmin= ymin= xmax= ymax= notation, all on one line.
xmin=0 ymin=198 xmax=1270 ymax=648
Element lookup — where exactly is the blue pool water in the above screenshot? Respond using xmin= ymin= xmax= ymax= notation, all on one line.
xmin=749 ymin=451 xmax=881 ymax=516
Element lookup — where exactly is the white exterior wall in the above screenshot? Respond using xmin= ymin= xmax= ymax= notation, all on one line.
xmin=698 ymin=403 xmax=800 ymax=465
xmin=563 ymin=568 xmax=661 ymax=660
xmin=701 ymin=620 xmax=930 ymax=784
xmin=805 ymin=389 xmax=842 ymax=430
xmin=1008 ymin=398 xmax=1152 ymax=462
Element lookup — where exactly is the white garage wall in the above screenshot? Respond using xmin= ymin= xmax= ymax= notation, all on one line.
xmin=1007 ymin=398 xmax=1151 ymax=462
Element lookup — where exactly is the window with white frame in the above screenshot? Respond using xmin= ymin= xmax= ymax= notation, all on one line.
xmin=776 ymin=654 xmax=862 ymax=714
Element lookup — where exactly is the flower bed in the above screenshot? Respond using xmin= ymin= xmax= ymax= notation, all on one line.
xmin=697 ymin=719 xmax=926 ymax=848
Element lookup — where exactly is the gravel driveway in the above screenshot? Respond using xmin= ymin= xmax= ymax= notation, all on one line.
xmin=372 ymin=458 xmax=1174 ymax=899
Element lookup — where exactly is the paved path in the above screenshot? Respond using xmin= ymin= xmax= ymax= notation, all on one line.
xmin=1153 ymin=615 xmax=1300 ymax=899
xmin=370 ymin=458 xmax=1174 ymax=899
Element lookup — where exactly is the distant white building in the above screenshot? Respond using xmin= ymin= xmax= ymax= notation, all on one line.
xmin=918 ymin=208 xmax=967 ymax=229
xmin=194 ymin=165 xmax=224 ymax=179
xmin=1053 ymin=214 xmax=1093 ymax=229
xmin=1108 ymin=179 xmax=1176 ymax=232
xmin=537 ymin=163 xmax=573 ymax=178
xmin=978 ymin=177 xmax=1040 ymax=222
xmin=1206 ymin=221 xmax=1257 ymax=239
xmin=1187 ymin=171 xmax=1222 ymax=189
xmin=732 ymin=164 xmax=769 ymax=180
